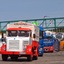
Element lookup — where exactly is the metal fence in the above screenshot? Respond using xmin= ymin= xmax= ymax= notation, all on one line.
xmin=0 ymin=17 xmax=64 ymax=32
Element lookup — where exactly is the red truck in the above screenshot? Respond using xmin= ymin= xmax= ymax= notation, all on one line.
xmin=0 ymin=21 xmax=39 ymax=61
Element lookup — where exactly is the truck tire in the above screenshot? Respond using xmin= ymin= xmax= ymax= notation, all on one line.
xmin=33 ymin=56 xmax=38 ymax=60
xmin=27 ymin=55 xmax=32 ymax=61
xmin=11 ymin=56 xmax=18 ymax=61
xmin=38 ymin=54 xmax=43 ymax=57
xmin=2 ymin=54 xmax=8 ymax=61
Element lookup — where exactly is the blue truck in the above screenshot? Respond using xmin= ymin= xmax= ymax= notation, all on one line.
xmin=43 ymin=33 xmax=54 ymax=52
xmin=31 ymin=22 xmax=44 ymax=56
xmin=38 ymin=26 xmax=44 ymax=56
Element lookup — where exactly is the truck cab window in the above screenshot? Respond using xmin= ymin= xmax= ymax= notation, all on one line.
xmin=18 ymin=30 xmax=30 ymax=37
xmin=7 ymin=30 xmax=17 ymax=37
xmin=46 ymin=36 xmax=52 ymax=40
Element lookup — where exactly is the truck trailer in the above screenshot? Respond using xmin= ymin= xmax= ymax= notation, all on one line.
xmin=0 ymin=21 xmax=39 ymax=61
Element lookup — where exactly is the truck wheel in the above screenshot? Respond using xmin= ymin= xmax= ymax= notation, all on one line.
xmin=2 ymin=54 xmax=8 ymax=61
xmin=33 ymin=56 xmax=38 ymax=60
xmin=33 ymin=48 xmax=38 ymax=60
xmin=39 ymin=54 xmax=43 ymax=57
xmin=11 ymin=56 xmax=18 ymax=61
xmin=27 ymin=55 xmax=32 ymax=61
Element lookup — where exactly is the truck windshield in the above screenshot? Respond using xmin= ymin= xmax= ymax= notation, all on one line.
xmin=7 ymin=30 xmax=17 ymax=37
xmin=44 ymin=37 xmax=52 ymax=43
xmin=18 ymin=30 xmax=30 ymax=37
xmin=7 ymin=30 xmax=31 ymax=37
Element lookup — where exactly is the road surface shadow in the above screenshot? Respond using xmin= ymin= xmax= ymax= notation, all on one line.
xmin=0 ymin=57 xmax=36 ymax=62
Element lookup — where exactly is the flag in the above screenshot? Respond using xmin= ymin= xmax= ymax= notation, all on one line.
xmin=32 ymin=21 xmax=38 ymax=26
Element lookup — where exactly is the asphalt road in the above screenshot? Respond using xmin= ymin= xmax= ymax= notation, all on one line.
xmin=0 ymin=51 xmax=64 ymax=64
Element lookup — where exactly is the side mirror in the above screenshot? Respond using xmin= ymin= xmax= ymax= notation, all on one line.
xmin=1 ymin=38 xmax=4 ymax=42
xmin=33 ymin=34 xmax=36 ymax=38
xmin=1 ymin=38 xmax=6 ymax=42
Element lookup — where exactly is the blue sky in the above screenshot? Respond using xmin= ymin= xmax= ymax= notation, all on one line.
xmin=0 ymin=0 xmax=64 ymax=21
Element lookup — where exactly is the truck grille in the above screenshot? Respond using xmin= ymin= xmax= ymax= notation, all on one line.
xmin=9 ymin=40 xmax=19 ymax=50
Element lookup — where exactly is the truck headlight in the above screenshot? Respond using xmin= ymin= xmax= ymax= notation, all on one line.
xmin=39 ymin=48 xmax=43 ymax=51
xmin=3 ymin=42 xmax=5 ymax=44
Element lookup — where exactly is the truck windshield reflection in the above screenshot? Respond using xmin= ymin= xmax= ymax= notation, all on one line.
xmin=7 ymin=30 xmax=31 ymax=37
